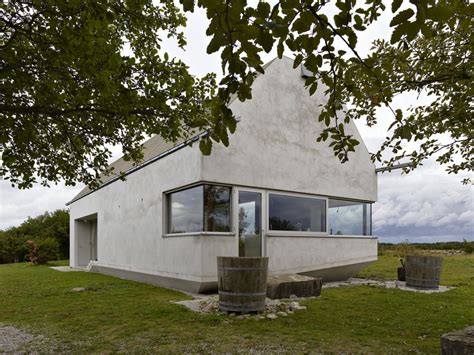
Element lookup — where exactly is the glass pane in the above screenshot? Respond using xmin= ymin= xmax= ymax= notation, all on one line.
xmin=238 ymin=191 xmax=262 ymax=257
xmin=168 ymin=186 xmax=203 ymax=233
xmin=329 ymin=199 xmax=372 ymax=236
xmin=204 ymin=185 xmax=231 ymax=232
xmin=269 ymin=194 xmax=326 ymax=232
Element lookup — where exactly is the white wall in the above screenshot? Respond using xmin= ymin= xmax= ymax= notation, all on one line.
xmin=69 ymin=58 xmax=378 ymax=290
xmin=70 ymin=145 xmax=216 ymax=283
xmin=201 ymin=57 xmax=377 ymax=202
xmin=266 ymin=236 xmax=377 ymax=274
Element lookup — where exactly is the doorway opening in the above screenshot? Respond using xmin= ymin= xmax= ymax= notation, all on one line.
xmin=75 ymin=213 xmax=98 ymax=266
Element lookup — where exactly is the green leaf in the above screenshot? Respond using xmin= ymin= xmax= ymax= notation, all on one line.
xmin=258 ymin=30 xmax=273 ymax=53
xmin=293 ymin=54 xmax=303 ymax=68
xmin=206 ymin=36 xmax=222 ymax=54
xmin=180 ymin=0 xmax=194 ymax=12
xmin=391 ymin=0 xmax=403 ymax=13
xmin=426 ymin=5 xmax=454 ymax=21
xmin=199 ymin=137 xmax=212 ymax=155
xmin=277 ymin=41 xmax=284 ymax=58
xmin=348 ymin=31 xmax=357 ymax=48
xmin=256 ymin=1 xmax=270 ymax=18
xmin=390 ymin=9 xmax=414 ymax=27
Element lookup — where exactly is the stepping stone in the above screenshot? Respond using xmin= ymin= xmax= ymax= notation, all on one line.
xmin=441 ymin=326 xmax=474 ymax=355
xmin=267 ymin=274 xmax=322 ymax=300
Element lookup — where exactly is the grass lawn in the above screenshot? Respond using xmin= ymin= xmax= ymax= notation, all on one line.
xmin=1 ymin=255 xmax=473 ymax=353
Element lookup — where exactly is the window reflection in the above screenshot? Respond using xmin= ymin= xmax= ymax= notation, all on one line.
xmin=238 ymin=191 xmax=261 ymax=256
xmin=269 ymin=194 xmax=326 ymax=232
xmin=168 ymin=186 xmax=203 ymax=233
xmin=168 ymin=185 xmax=231 ymax=234
xmin=204 ymin=185 xmax=231 ymax=232
xmin=328 ymin=199 xmax=372 ymax=236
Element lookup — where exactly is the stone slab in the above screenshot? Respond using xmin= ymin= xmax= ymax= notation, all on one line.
xmin=324 ymin=278 xmax=453 ymax=293
xmin=49 ymin=266 xmax=85 ymax=272
xmin=441 ymin=326 xmax=474 ymax=355
xmin=267 ymin=274 xmax=322 ymax=299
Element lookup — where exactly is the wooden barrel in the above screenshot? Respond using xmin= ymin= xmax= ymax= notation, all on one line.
xmin=405 ymin=255 xmax=443 ymax=289
xmin=217 ymin=256 xmax=268 ymax=313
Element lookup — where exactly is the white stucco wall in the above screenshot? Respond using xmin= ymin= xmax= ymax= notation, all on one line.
xmin=69 ymin=57 xmax=378 ymax=290
xmin=201 ymin=57 xmax=377 ymax=202
xmin=266 ymin=236 xmax=377 ymax=275
xmin=70 ymin=145 xmax=217 ymax=283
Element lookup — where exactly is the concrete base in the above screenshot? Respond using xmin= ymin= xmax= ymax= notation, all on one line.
xmin=50 ymin=266 xmax=85 ymax=272
xmin=441 ymin=326 xmax=474 ymax=355
xmin=300 ymin=260 xmax=374 ymax=282
xmin=267 ymin=274 xmax=322 ymax=299
xmin=91 ymin=265 xmax=216 ymax=294
xmin=88 ymin=260 xmax=373 ymax=294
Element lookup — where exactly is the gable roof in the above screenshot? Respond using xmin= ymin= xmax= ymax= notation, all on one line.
xmin=67 ymin=133 xmax=202 ymax=205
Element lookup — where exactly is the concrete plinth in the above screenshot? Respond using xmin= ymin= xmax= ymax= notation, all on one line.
xmin=441 ymin=326 xmax=474 ymax=355
xmin=267 ymin=274 xmax=322 ymax=299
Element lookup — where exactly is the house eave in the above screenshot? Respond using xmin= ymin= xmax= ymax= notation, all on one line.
xmin=66 ymin=133 xmax=204 ymax=206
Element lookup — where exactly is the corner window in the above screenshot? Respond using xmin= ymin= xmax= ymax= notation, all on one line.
xmin=269 ymin=194 xmax=326 ymax=232
xmin=167 ymin=185 xmax=231 ymax=234
xmin=329 ymin=199 xmax=372 ymax=236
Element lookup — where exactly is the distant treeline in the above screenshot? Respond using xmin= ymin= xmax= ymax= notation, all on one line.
xmin=380 ymin=241 xmax=473 ymax=253
xmin=0 ymin=209 xmax=69 ymax=264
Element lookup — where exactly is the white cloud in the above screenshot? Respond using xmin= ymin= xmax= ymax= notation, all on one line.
xmin=0 ymin=180 xmax=82 ymax=229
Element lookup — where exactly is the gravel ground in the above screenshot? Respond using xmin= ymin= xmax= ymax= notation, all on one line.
xmin=324 ymin=278 xmax=453 ymax=293
xmin=0 ymin=325 xmax=41 ymax=353
xmin=0 ymin=325 xmax=64 ymax=353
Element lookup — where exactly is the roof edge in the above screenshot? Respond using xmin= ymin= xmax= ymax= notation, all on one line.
xmin=66 ymin=133 xmax=204 ymax=206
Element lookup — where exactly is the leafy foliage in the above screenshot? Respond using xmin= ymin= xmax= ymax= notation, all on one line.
xmin=0 ymin=1 xmax=231 ymax=188
xmin=25 ymin=237 xmax=60 ymax=265
xmin=182 ymin=0 xmax=473 ymax=180
xmin=1 ymin=1 xmax=472 ymax=188
xmin=0 ymin=209 xmax=69 ymax=263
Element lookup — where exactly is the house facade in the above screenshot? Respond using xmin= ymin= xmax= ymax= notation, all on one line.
xmin=68 ymin=57 xmax=378 ymax=293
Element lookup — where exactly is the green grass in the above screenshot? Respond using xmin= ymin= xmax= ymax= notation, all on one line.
xmin=1 ymin=255 xmax=473 ymax=353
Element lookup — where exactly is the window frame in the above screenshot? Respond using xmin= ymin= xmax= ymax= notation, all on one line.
xmin=328 ymin=197 xmax=374 ymax=237
xmin=163 ymin=183 xmax=376 ymax=239
xmin=163 ymin=182 xmax=235 ymax=237
xmin=266 ymin=191 xmax=329 ymax=237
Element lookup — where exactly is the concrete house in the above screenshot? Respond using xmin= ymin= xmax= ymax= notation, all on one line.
xmin=68 ymin=57 xmax=378 ymax=293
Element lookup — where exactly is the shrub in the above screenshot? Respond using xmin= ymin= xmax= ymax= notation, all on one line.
xmin=462 ymin=239 xmax=474 ymax=254
xmin=25 ymin=238 xmax=60 ymax=265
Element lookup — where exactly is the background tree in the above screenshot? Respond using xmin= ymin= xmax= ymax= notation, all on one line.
xmin=0 ymin=209 xmax=70 ymax=263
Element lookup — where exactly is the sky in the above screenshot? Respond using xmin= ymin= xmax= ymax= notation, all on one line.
xmin=0 ymin=3 xmax=472 ymax=243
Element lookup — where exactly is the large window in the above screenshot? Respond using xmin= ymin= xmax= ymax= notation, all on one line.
xmin=167 ymin=185 xmax=231 ymax=234
xmin=328 ymin=199 xmax=372 ymax=236
xmin=269 ymin=194 xmax=326 ymax=232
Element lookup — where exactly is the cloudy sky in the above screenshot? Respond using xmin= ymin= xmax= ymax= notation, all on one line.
xmin=1 ymin=3 xmax=472 ymax=243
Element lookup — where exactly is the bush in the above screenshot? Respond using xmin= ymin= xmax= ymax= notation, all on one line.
xmin=25 ymin=238 xmax=60 ymax=265
xmin=462 ymin=239 xmax=474 ymax=254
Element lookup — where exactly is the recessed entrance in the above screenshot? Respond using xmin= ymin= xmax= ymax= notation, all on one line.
xmin=75 ymin=214 xmax=98 ymax=266
xmin=238 ymin=190 xmax=263 ymax=257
